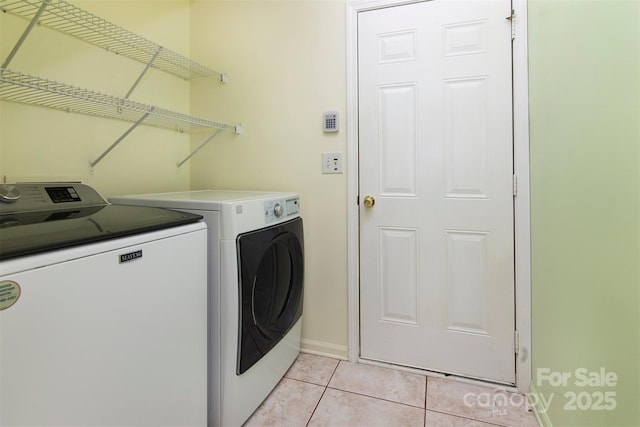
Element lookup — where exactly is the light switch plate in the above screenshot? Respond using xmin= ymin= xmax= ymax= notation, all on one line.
xmin=322 ymin=152 xmax=343 ymax=174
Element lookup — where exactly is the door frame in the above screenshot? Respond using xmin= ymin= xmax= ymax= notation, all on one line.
xmin=345 ymin=0 xmax=532 ymax=393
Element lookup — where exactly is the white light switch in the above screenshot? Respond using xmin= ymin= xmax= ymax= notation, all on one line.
xmin=322 ymin=152 xmax=343 ymax=174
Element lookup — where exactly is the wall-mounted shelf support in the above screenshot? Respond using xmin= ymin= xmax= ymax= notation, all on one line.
xmin=90 ymin=111 xmax=152 ymax=168
xmin=177 ymin=129 xmax=223 ymax=168
xmin=124 ymin=47 xmax=163 ymax=99
xmin=177 ymin=122 xmax=243 ymax=167
xmin=1 ymin=0 xmax=48 ymax=68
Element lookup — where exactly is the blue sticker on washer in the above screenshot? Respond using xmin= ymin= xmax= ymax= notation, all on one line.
xmin=0 ymin=280 xmax=21 ymax=311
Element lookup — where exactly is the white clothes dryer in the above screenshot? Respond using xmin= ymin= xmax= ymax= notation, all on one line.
xmin=110 ymin=190 xmax=304 ymax=427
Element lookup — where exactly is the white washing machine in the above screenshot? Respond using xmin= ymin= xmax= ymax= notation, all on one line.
xmin=0 ymin=183 xmax=208 ymax=426
xmin=110 ymin=190 xmax=304 ymax=427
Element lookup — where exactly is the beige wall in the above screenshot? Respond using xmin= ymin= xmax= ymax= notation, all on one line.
xmin=0 ymin=0 xmax=349 ymax=357
xmin=0 ymin=0 xmax=193 ymax=197
xmin=189 ymin=0 xmax=349 ymax=356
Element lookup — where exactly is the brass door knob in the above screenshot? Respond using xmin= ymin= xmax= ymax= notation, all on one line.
xmin=363 ymin=195 xmax=375 ymax=208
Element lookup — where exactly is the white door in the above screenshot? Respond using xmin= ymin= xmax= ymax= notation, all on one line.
xmin=358 ymin=0 xmax=515 ymax=383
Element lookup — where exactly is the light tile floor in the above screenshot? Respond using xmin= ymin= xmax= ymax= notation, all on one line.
xmin=245 ymin=353 xmax=540 ymax=427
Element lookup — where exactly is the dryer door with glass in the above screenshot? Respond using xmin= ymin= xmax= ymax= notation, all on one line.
xmin=236 ymin=217 xmax=304 ymax=375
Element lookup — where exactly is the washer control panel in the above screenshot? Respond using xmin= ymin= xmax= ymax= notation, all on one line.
xmin=0 ymin=183 xmax=107 ymax=214
xmin=264 ymin=197 xmax=300 ymax=224
xmin=0 ymin=184 xmax=21 ymax=203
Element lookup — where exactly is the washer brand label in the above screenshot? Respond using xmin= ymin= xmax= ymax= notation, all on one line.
xmin=119 ymin=250 xmax=143 ymax=264
xmin=0 ymin=280 xmax=21 ymax=311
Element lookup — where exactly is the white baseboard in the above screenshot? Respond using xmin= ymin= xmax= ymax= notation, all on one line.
xmin=300 ymin=339 xmax=348 ymax=360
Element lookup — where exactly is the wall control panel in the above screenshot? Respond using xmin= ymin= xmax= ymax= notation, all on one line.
xmin=323 ymin=111 xmax=339 ymax=132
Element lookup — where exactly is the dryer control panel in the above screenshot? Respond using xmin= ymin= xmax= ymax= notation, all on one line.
xmin=264 ymin=197 xmax=300 ymax=224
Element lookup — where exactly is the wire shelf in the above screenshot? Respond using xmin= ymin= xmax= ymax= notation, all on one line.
xmin=0 ymin=0 xmax=226 ymax=81
xmin=0 ymin=68 xmax=239 ymax=133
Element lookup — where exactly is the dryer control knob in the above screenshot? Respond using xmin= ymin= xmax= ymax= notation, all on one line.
xmin=273 ymin=203 xmax=283 ymax=217
xmin=0 ymin=184 xmax=21 ymax=203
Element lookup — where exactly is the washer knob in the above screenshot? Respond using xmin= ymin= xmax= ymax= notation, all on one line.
xmin=273 ymin=203 xmax=283 ymax=218
xmin=0 ymin=184 xmax=21 ymax=203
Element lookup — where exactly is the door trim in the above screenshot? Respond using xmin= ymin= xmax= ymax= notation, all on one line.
xmin=345 ymin=0 xmax=532 ymax=393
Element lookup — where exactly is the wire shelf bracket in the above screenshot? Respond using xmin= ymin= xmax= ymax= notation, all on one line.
xmin=177 ymin=122 xmax=243 ymax=168
xmin=90 ymin=111 xmax=152 ymax=168
xmin=1 ymin=0 xmax=48 ymax=68
xmin=177 ymin=129 xmax=222 ymax=168
xmin=124 ymin=47 xmax=162 ymax=100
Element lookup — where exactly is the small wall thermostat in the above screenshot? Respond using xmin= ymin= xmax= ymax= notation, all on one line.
xmin=323 ymin=111 xmax=339 ymax=132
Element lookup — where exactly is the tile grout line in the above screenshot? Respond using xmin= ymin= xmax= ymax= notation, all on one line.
xmin=304 ymin=384 xmax=329 ymax=427
xmin=425 ymin=408 xmax=515 ymax=427
xmin=423 ymin=376 xmax=533 ymax=427
xmin=325 ymin=360 xmax=429 ymax=411
xmin=423 ymin=376 xmax=428 ymax=427
xmin=304 ymin=359 xmax=342 ymax=426
xmin=324 ymin=385 xmax=428 ymax=411
xmin=424 ymin=378 xmax=534 ymax=427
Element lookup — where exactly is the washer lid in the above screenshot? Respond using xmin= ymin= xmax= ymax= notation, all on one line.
xmin=110 ymin=189 xmax=286 ymax=211
xmin=0 ymin=204 xmax=202 ymax=260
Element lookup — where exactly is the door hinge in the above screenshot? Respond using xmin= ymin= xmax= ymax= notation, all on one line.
xmin=512 ymin=174 xmax=517 ymax=196
xmin=506 ymin=9 xmax=516 ymax=40
xmin=514 ymin=330 xmax=520 ymax=354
